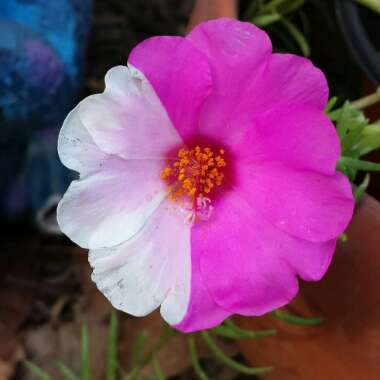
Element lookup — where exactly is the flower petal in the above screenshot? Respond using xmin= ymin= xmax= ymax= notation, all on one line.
xmin=187 ymin=18 xmax=271 ymax=96
xmin=58 ymin=105 xmax=108 ymax=176
xmin=57 ymin=158 xmax=166 ymax=249
xmin=78 ymin=66 xmax=181 ymax=159
xmin=253 ymin=53 xmax=329 ymax=112
xmin=241 ymin=161 xmax=354 ymax=243
xmin=89 ymin=199 xmax=191 ymax=324
xmin=173 ymin=244 xmax=231 ymax=333
xmin=186 ymin=18 xmax=272 ymax=143
xmin=195 ymin=189 xmax=336 ymax=316
xmin=128 ymin=36 xmax=212 ymax=140
xmin=243 ymin=105 xmax=340 ymax=175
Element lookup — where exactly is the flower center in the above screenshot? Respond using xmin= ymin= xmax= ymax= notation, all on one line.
xmin=160 ymin=146 xmax=226 ymax=219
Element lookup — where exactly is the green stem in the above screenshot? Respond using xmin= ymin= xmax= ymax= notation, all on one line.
xmin=224 ymin=319 xmax=277 ymax=339
xmin=356 ymin=0 xmax=380 ymax=13
xmin=80 ymin=325 xmax=91 ymax=380
xmin=188 ymin=336 xmax=210 ymax=380
xmin=25 ymin=361 xmax=52 ymax=380
xmin=123 ymin=325 xmax=175 ymax=380
xmin=355 ymin=173 xmax=370 ymax=203
xmin=261 ymin=0 xmax=291 ymax=13
xmin=106 ymin=313 xmax=118 ymax=380
xmin=272 ymin=310 xmax=324 ymax=326
xmin=152 ymin=356 xmax=166 ymax=380
xmin=201 ymin=332 xmax=272 ymax=375
xmin=56 ymin=362 xmax=78 ymax=380
xmin=351 ymin=87 xmax=380 ymax=110
xmin=280 ymin=18 xmax=310 ymax=56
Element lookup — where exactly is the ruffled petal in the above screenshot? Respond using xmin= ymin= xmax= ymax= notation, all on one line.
xmin=78 ymin=66 xmax=181 ymax=159
xmin=186 ymin=20 xmax=328 ymax=154
xmin=129 ymin=36 xmax=212 ymax=140
xmin=194 ymin=189 xmax=336 ymax=316
xmin=57 ymin=158 xmax=166 ymax=249
xmin=242 ymin=105 xmax=340 ymax=175
xmin=58 ymin=105 xmax=108 ymax=176
xmin=89 ymin=199 xmax=191 ymax=324
xmin=186 ymin=18 xmax=272 ymax=144
xmin=241 ymin=161 xmax=354 ymax=243
xmin=253 ymin=53 xmax=329 ymax=112
xmin=187 ymin=18 xmax=271 ymax=97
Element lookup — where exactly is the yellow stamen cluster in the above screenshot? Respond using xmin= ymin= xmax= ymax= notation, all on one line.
xmin=160 ymin=146 xmax=226 ymax=202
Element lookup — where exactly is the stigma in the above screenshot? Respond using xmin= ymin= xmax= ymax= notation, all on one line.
xmin=160 ymin=146 xmax=226 ymax=218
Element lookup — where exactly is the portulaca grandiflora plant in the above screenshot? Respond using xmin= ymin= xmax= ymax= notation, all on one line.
xmin=28 ymin=18 xmax=380 ymax=380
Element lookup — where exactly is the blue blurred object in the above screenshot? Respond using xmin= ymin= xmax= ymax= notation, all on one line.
xmin=0 ymin=0 xmax=92 ymax=229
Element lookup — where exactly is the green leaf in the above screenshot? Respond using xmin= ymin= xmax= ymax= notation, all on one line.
xmin=325 ymin=96 xmax=338 ymax=114
xmin=25 ymin=361 xmax=52 ymax=380
xmin=56 ymin=361 xmax=78 ymax=380
xmin=350 ymin=88 xmax=380 ymax=110
xmin=261 ymin=0 xmax=304 ymax=15
xmin=106 ymin=313 xmax=119 ymax=380
xmin=124 ymin=324 xmax=175 ymax=380
xmin=277 ymin=0 xmax=305 ymax=15
xmin=272 ymin=310 xmax=324 ymax=325
xmin=355 ymin=173 xmax=370 ymax=203
xmin=131 ymin=330 xmax=148 ymax=365
xmin=80 ymin=324 xmax=91 ymax=380
xmin=211 ymin=325 xmax=275 ymax=340
xmin=356 ymin=0 xmax=380 ymax=15
xmin=334 ymin=102 xmax=368 ymax=153
xmin=212 ymin=319 xmax=276 ymax=340
xmin=280 ymin=18 xmax=310 ymax=56
xmin=152 ymin=357 xmax=166 ymax=380
xmin=338 ymin=157 xmax=380 ymax=172
xmin=339 ymin=233 xmax=348 ymax=243
xmin=252 ymin=13 xmax=282 ymax=27
xmin=122 ymin=369 xmax=138 ymax=380
xmin=201 ymin=332 xmax=272 ymax=375
xmin=188 ymin=336 xmax=210 ymax=380
xmin=351 ymin=122 xmax=380 ymax=157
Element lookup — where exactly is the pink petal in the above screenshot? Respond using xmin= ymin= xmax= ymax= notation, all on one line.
xmin=253 ymin=53 xmax=329 ymax=112
xmin=89 ymin=199 xmax=191 ymax=324
xmin=195 ymin=189 xmax=336 ymax=316
xmin=240 ymin=161 xmax=354 ymax=243
xmin=186 ymin=20 xmax=328 ymax=153
xmin=186 ymin=18 xmax=272 ymax=144
xmin=243 ymin=105 xmax=340 ymax=175
xmin=57 ymin=158 xmax=167 ymax=249
xmin=187 ymin=18 xmax=271 ymax=97
xmin=173 ymin=243 xmax=231 ymax=332
xmin=78 ymin=66 xmax=181 ymax=159
xmin=128 ymin=36 xmax=212 ymax=140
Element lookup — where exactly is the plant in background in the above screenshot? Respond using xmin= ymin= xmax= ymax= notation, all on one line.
xmin=26 ymin=311 xmax=325 ymax=380
xmin=356 ymin=0 xmax=380 ymax=14
xmin=243 ymin=0 xmax=380 ymax=58
xmin=327 ymin=87 xmax=380 ymax=201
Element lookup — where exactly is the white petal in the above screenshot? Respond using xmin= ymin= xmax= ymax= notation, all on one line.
xmin=58 ymin=106 xmax=108 ymax=176
xmin=78 ymin=65 xmax=182 ymax=159
xmin=57 ymin=158 xmax=167 ymax=249
xmin=89 ymin=200 xmax=191 ymax=324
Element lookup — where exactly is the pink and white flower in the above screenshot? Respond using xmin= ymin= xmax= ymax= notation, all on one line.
xmin=57 ymin=18 xmax=354 ymax=332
